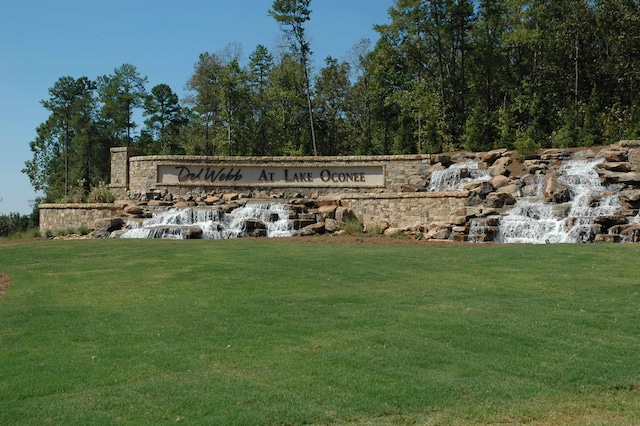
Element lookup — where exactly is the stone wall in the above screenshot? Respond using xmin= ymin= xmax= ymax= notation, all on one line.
xmin=340 ymin=191 xmax=469 ymax=230
xmin=110 ymin=147 xmax=142 ymax=199
xmin=39 ymin=203 xmax=126 ymax=232
xmin=123 ymin=151 xmax=431 ymax=199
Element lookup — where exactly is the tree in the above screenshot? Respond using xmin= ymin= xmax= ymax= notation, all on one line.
xmin=97 ymin=64 xmax=148 ymax=147
xmin=23 ymin=76 xmax=100 ymax=201
xmin=184 ymin=53 xmax=224 ymax=155
xmin=269 ymin=0 xmax=318 ymax=155
xmin=314 ymin=57 xmax=351 ymax=155
xmin=248 ymin=44 xmax=275 ymax=155
xmin=345 ymin=39 xmax=375 ymax=154
xmin=143 ymin=84 xmax=184 ymax=154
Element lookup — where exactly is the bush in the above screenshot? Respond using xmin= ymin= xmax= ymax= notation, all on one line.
xmin=0 ymin=212 xmax=35 ymax=238
xmin=342 ymin=218 xmax=365 ymax=235
xmin=87 ymin=181 xmax=115 ymax=203
xmin=514 ymin=135 xmax=541 ymax=160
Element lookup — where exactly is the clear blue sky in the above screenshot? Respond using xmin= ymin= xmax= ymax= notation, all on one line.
xmin=0 ymin=0 xmax=392 ymax=214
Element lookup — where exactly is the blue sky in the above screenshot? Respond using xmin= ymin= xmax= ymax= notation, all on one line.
xmin=0 ymin=0 xmax=392 ymax=214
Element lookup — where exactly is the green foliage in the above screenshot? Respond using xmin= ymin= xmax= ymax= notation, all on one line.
xmin=513 ymin=133 xmax=541 ymax=160
xmin=341 ymin=218 xmax=364 ymax=235
xmin=2 ymin=241 xmax=640 ymax=424
xmin=0 ymin=204 xmax=39 ymax=238
xmin=22 ymin=1 xmax=640 ymax=202
xmin=87 ymin=181 xmax=115 ymax=203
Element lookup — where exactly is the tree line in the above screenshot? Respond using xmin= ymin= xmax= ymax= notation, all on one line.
xmin=24 ymin=0 xmax=640 ymax=204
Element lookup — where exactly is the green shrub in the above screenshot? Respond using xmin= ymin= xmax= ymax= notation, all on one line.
xmin=342 ymin=218 xmax=364 ymax=235
xmin=514 ymin=135 xmax=541 ymax=160
xmin=87 ymin=181 xmax=116 ymax=203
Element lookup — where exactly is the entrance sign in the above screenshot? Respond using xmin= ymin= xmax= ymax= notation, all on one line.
xmin=157 ymin=165 xmax=385 ymax=187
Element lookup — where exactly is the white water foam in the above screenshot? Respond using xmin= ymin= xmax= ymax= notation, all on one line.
xmin=428 ymin=162 xmax=490 ymax=192
xmin=114 ymin=204 xmax=293 ymax=239
xmin=497 ymin=159 xmax=622 ymax=243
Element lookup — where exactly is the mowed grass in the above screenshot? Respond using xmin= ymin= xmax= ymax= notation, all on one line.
xmin=1 ymin=239 xmax=640 ymax=425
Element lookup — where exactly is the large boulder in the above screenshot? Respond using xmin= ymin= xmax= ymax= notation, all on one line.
xmin=542 ymin=172 xmax=571 ymax=203
xmin=94 ymin=217 xmax=124 ymax=233
xmin=605 ymin=150 xmax=628 ymax=163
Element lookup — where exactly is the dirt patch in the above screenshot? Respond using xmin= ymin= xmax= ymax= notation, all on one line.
xmin=0 ymin=272 xmax=9 ymax=298
xmin=271 ymin=234 xmax=478 ymax=247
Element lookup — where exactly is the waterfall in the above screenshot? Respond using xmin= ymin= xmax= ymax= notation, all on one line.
xmin=114 ymin=203 xmax=293 ymax=240
xmin=497 ymin=159 xmax=622 ymax=244
xmin=428 ymin=162 xmax=490 ymax=192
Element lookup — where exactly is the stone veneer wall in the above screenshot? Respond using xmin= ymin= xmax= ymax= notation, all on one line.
xmin=123 ymin=152 xmax=431 ymax=198
xmin=110 ymin=147 xmax=143 ymax=199
xmin=39 ymin=203 xmax=125 ymax=232
xmin=340 ymin=191 xmax=469 ymax=230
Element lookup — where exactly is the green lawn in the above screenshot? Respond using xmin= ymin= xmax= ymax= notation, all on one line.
xmin=1 ymin=239 xmax=639 ymax=425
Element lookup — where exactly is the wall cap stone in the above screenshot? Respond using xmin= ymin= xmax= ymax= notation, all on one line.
xmin=129 ymin=154 xmax=431 ymax=162
xmin=39 ymin=203 xmax=126 ymax=209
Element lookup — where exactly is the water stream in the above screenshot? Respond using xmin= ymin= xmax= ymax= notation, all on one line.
xmin=428 ymin=162 xmax=490 ymax=192
xmin=496 ymin=159 xmax=622 ymax=243
xmin=113 ymin=203 xmax=293 ymax=239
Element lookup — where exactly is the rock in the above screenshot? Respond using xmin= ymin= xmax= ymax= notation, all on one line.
xmin=181 ymin=226 xmax=203 ymax=239
xmin=292 ymin=218 xmax=316 ymax=230
xmin=523 ymin=160 xmax=549 ymax=175
xmin=317 ymin=205 xmax=337 ymax=220
xmin=605 ymin=150 xmax=628 ymax=163
xmin=488 ymin=163 xmax=510 ymax=177
xmin=147 ymin=200 xmax=174 ymax=206
xmin=594 ymin=234 xmax=621 ymax=243
xmin=316 ymin=196 xmax=341 ymax=206
xmin=481 ymin=149 xmax=507 ymax=166
xmin=406 ymin=174 xmax=428 ymax=187
xmin=221 ymin=202 xmax=241 ymax=213
xmin=431 ymin=154 xmax=452 ymax=166
xmin=620 ymin=224 xmax=640 ymax=242
xmin=335 ymin=207 xmax=357 ymax=223
xmin=597 ymin=162 xmax=632 ymax=172
xmin=204 ymin=195 xmax=221 ymax=205
xmin=496 ymin=183 xmax=521 ymax=195
xmin=124 ymin=205 xmax=145 ymax=216
xmin=620 ymin=190 xmax=640 ymax=208
xmin=449 ymin=215 xmax=467 ymax=226
xmin=242 ymin=219 xmax=267 ymax=237
xmin=542 ymin=172 xmax=571 ymax=203
xmin=399 ymin=184 xmax=420 ymax=192
xmin=425 ymin=222 xmax=451 ymax=240
xmin=541 ymin=149 xmax=571 ymax=161
xmin=594 ymin=215 xmax=628 ymax=230
xmin=485 ymin=192 xmax=516 ymax=208
xmin=222 ymin=193 xmax=239 ymax=202
xmin=383 ymin=227 xmax=403 ymax=236
xmin=94 ymin=217 xmax=124 ymax=233
xmin=490 ymin=175 xmax=511 ymax=190
xmin=304 ymin=222 xmax=326 ymax=235
xmin=324 ymin=218 xmax=340 ymax=232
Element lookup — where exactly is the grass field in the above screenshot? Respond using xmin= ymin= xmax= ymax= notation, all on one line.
xmin=1 ymin=238 xmax=640 ymax=425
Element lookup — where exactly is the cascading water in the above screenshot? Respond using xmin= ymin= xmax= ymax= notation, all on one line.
xmin=496 ymin=159 xmax=622 ymax=243
xmin=113 ymin=203 xmax=293 ymax=239
xmin=428 ymin=162 xmax=490 ymax=192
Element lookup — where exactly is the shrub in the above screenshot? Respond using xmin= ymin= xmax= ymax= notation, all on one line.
xmin=342 ymin=218 xmax=364 ymax=235
xmin=87 ymin=181 xmax=115 ymax=203
xmin=514 ymin=135 xmax=541 ymax=160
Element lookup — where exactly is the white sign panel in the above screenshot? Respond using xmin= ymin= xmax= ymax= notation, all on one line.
xmin=157 ymin=165 xmax=385 ymax=187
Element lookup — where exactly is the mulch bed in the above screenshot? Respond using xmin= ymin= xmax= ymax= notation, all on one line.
xmin=0 ymin=272 xmax=9 ymax=298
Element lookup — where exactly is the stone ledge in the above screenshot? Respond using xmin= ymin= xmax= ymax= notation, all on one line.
xmin=129 ymin=154 xmax=431 ymax=162
xmin=340 ymin=191 xmax=470 ymax=200
xmin=39 ymin=203 xmax=127 ymax=209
